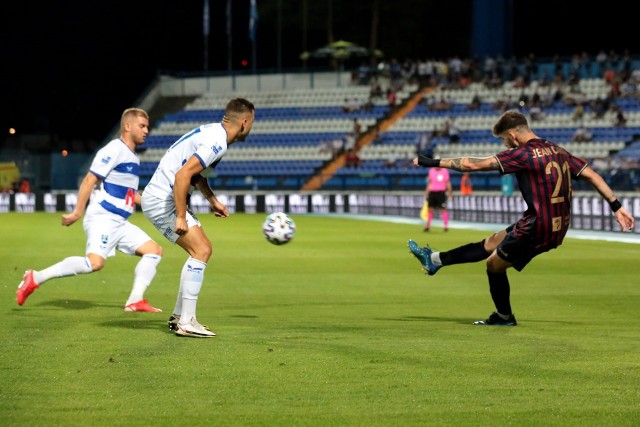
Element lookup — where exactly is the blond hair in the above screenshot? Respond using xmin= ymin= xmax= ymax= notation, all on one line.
xmin=121 ymin=108 xmax=149 ymax=131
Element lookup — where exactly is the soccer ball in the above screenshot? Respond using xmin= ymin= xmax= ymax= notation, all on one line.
xmin=262 ymin=212 xmax=296 ymax=245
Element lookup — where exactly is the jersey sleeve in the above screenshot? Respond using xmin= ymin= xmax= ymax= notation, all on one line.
xmin=89 ymin=142 xmax=118 ymax=180
xmin=495 ymin=146 xmax=528 ymax=175
xmin=568 ymin=154 xmax=589 ymax=178
xmin=193 ymin=127 xmax=227 ymax=169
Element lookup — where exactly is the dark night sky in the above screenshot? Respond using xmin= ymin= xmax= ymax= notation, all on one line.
xmin=1 ymin=0 xmax=637 ymax=149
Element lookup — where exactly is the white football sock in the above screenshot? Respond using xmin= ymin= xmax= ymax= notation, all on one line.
xmin=179 ymin=257 xmax=207 ymax=323
xmin=34 ymin=256 xmax=92 ymax=285
xmin=126 ymin=254 xmax=161 ymax=305
xmin=431 ymin=252 xmax=442 ymax=266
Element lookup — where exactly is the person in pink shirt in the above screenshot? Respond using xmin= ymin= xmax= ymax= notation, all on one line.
xmin=423 ymin=163 xmax=453 ymax=231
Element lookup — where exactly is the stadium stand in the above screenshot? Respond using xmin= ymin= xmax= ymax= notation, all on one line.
xmin=139 ymin=82 xmax=417 ymax=189
xmin=139 ymin=56 xmax=640 ymax=193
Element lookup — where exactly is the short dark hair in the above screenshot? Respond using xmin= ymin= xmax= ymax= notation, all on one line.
xmin=225 ymin=98 xmax=255 ymax=117
xmin=492 ymin=110 xmax=529 ymax=136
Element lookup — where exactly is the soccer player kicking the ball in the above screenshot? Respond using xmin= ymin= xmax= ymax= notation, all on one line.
xmin=141 ymin=98 xmax=255 ymax=338
xmin=17 ymin=108 xmax=164 ymax=313
xmin=407 ymin=110 xmax=635 ymax=326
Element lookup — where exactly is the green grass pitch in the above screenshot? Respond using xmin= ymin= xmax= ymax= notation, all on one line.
xmin=1 ymin=212 xmax=639 ymax=426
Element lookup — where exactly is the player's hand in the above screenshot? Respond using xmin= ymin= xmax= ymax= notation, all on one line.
xmin=615 ymin=208 xmax=635 ymax=232
xmin=211 ymin=200 xmax=229 ymax=218
xmin=61 ymin=211 xmax=81 ymax=227
xmin=174 ymin=217 xmax=189 ymax=236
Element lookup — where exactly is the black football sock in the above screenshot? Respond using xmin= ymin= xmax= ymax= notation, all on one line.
xmin=439 ymin=241 xmax=489 ymax=266
xmin=487 ymin=270 xmax=512 ymax=315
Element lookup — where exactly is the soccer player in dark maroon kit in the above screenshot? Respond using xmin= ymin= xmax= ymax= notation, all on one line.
xmin=407 ymin=110 xmax=635 ymax=326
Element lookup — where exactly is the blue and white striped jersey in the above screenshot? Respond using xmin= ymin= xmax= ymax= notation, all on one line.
xmin=88 ymin=138 xmax=139 ymax=220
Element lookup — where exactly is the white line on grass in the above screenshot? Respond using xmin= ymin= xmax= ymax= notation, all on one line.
xmin=314 ymin=214 xmax=640 ymax=244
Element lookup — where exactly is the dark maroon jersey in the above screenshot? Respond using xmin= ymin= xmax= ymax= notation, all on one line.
xmin=495 ymin=138 xmax=588 ymax=249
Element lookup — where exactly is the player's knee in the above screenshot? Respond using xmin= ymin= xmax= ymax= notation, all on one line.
xmin=482 ymin=238 xmax=493 ymax=253
xmin=90 ymin=259 xmax=106 ymax=271
xmin=85 ymin=254 xmax=106 ymax=271
xmin=151 ymin=243 xmax=163 ymax=257
xmin=194 ymin=242 xmax=212 ymax=262
xmin=486 ymin=254 xmax=508 ymax=273
xmin=486 ymin=260 xmax=497 ymax=273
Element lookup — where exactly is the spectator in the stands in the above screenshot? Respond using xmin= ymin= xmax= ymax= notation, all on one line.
xmin=447 ymin=117 xmax=461 ymax=143
xmin=357 ymin=62 xmax=370 ymax=85
xmin=541 ymin=86 xmax=557 ymax=108
xmin=353 ymin=119 xmax=362 ymax=139
xmin=466 ymin=93 xmax=482 ymax=111
xmin=603 ymin=68 xmax=616 ymax=85
xmin=386 ymin=88 xmax=397 ymax=111
xmin=331 ymin=136 xmax=345 ymax=158
xmin=416 ymin=130 xmax=435 ymax=157
xmin=613 ymin=106 xmax=627 ymax=127
xmin=344 ymin=149 xmax=361 ymax=168
xmin=342 ymin=98 xmax=360 ymax=113
xmin=572 ymin=126 xmax=593 ymax=142
xmin=539 ymin=71 xmax=553 ymax=87
xmin=343 ymin=132 xmax=356 ymax=153
xmin=482 ymin=55 xmax=496 ymax=78
xmin=18 ymin=178 xmax=31 ymax=193
xmin=530 ymin=91 xmax=541 ymax=106
xmin=493 ymin=94 xmax=517 ymax=113
xmin=485 ymin=70 xmax=503 ymax=89
xmin=596 ymin=49 xmax=608 ymax=73
xmin=608 ymin=76 xmax=622 ymax=99
xmin=590 ymin=96 xmax=609 ymax=120
xmin=528 ymin=101 xmax=545 ymax=122
xmin=383 ymin=150 xmax=399 ymax=168
xmin=416 ymin=58 xmax=432 ymax=87
xmin=608 ymin=50 xmax=620 ymax=70
xmin=369 ymin=81 xmax=384 ymax=99
xmin=389 ymin=58 xmax=404 ymax=88
xmin=517 ymin=90 xmax=529 ymax=107
xmin=579 ymin=51 xmax=592 ymax=77
xmin=428 ymin=95 xmax=452 ymax=112
xmin=361 ymin=97 xmax=374 ymax=112
xmin=620 ymin=79 xmax=637 ymax=98
xmin=572 ymin=102 xmax=585 ymax=122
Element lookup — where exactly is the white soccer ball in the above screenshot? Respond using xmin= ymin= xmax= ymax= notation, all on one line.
xmin=262 ymin=212 xmax=296 ymax=245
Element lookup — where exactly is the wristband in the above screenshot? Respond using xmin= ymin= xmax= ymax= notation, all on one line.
xmin=417 ymin=156 xmax=441 ymax=168
xmin=609 ymin=199 xmax=622 ymax=212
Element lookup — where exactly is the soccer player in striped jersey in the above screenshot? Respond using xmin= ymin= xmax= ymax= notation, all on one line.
xmin=141 ymin=98 xmax=255 ymax=338
xmin=408 ymin=110 xmax=635 ymax=326
xmin=17 ymin=108 xmax=164 ymax=313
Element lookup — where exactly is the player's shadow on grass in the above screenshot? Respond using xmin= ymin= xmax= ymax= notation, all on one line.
xmin=38 ymin=299 xmax=109 ymax=310
xmin=392 ymin=315 xmax=574 ymax=325
xmin=98 ymin=319 xmax=165 ymax=330
xmin=386 ymin=315 xmax=476 ymax=325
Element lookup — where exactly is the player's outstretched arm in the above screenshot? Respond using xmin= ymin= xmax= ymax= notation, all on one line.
xmin=412 ymin=155 xmax=500 ymax=172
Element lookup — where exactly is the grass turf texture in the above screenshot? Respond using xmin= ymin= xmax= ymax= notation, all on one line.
xmin=1 ymin=212 xmax=639 ymax=426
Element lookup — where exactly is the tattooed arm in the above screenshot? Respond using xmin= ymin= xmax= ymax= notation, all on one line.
xmin=413 ymin=155 xmax=500 ymax=172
